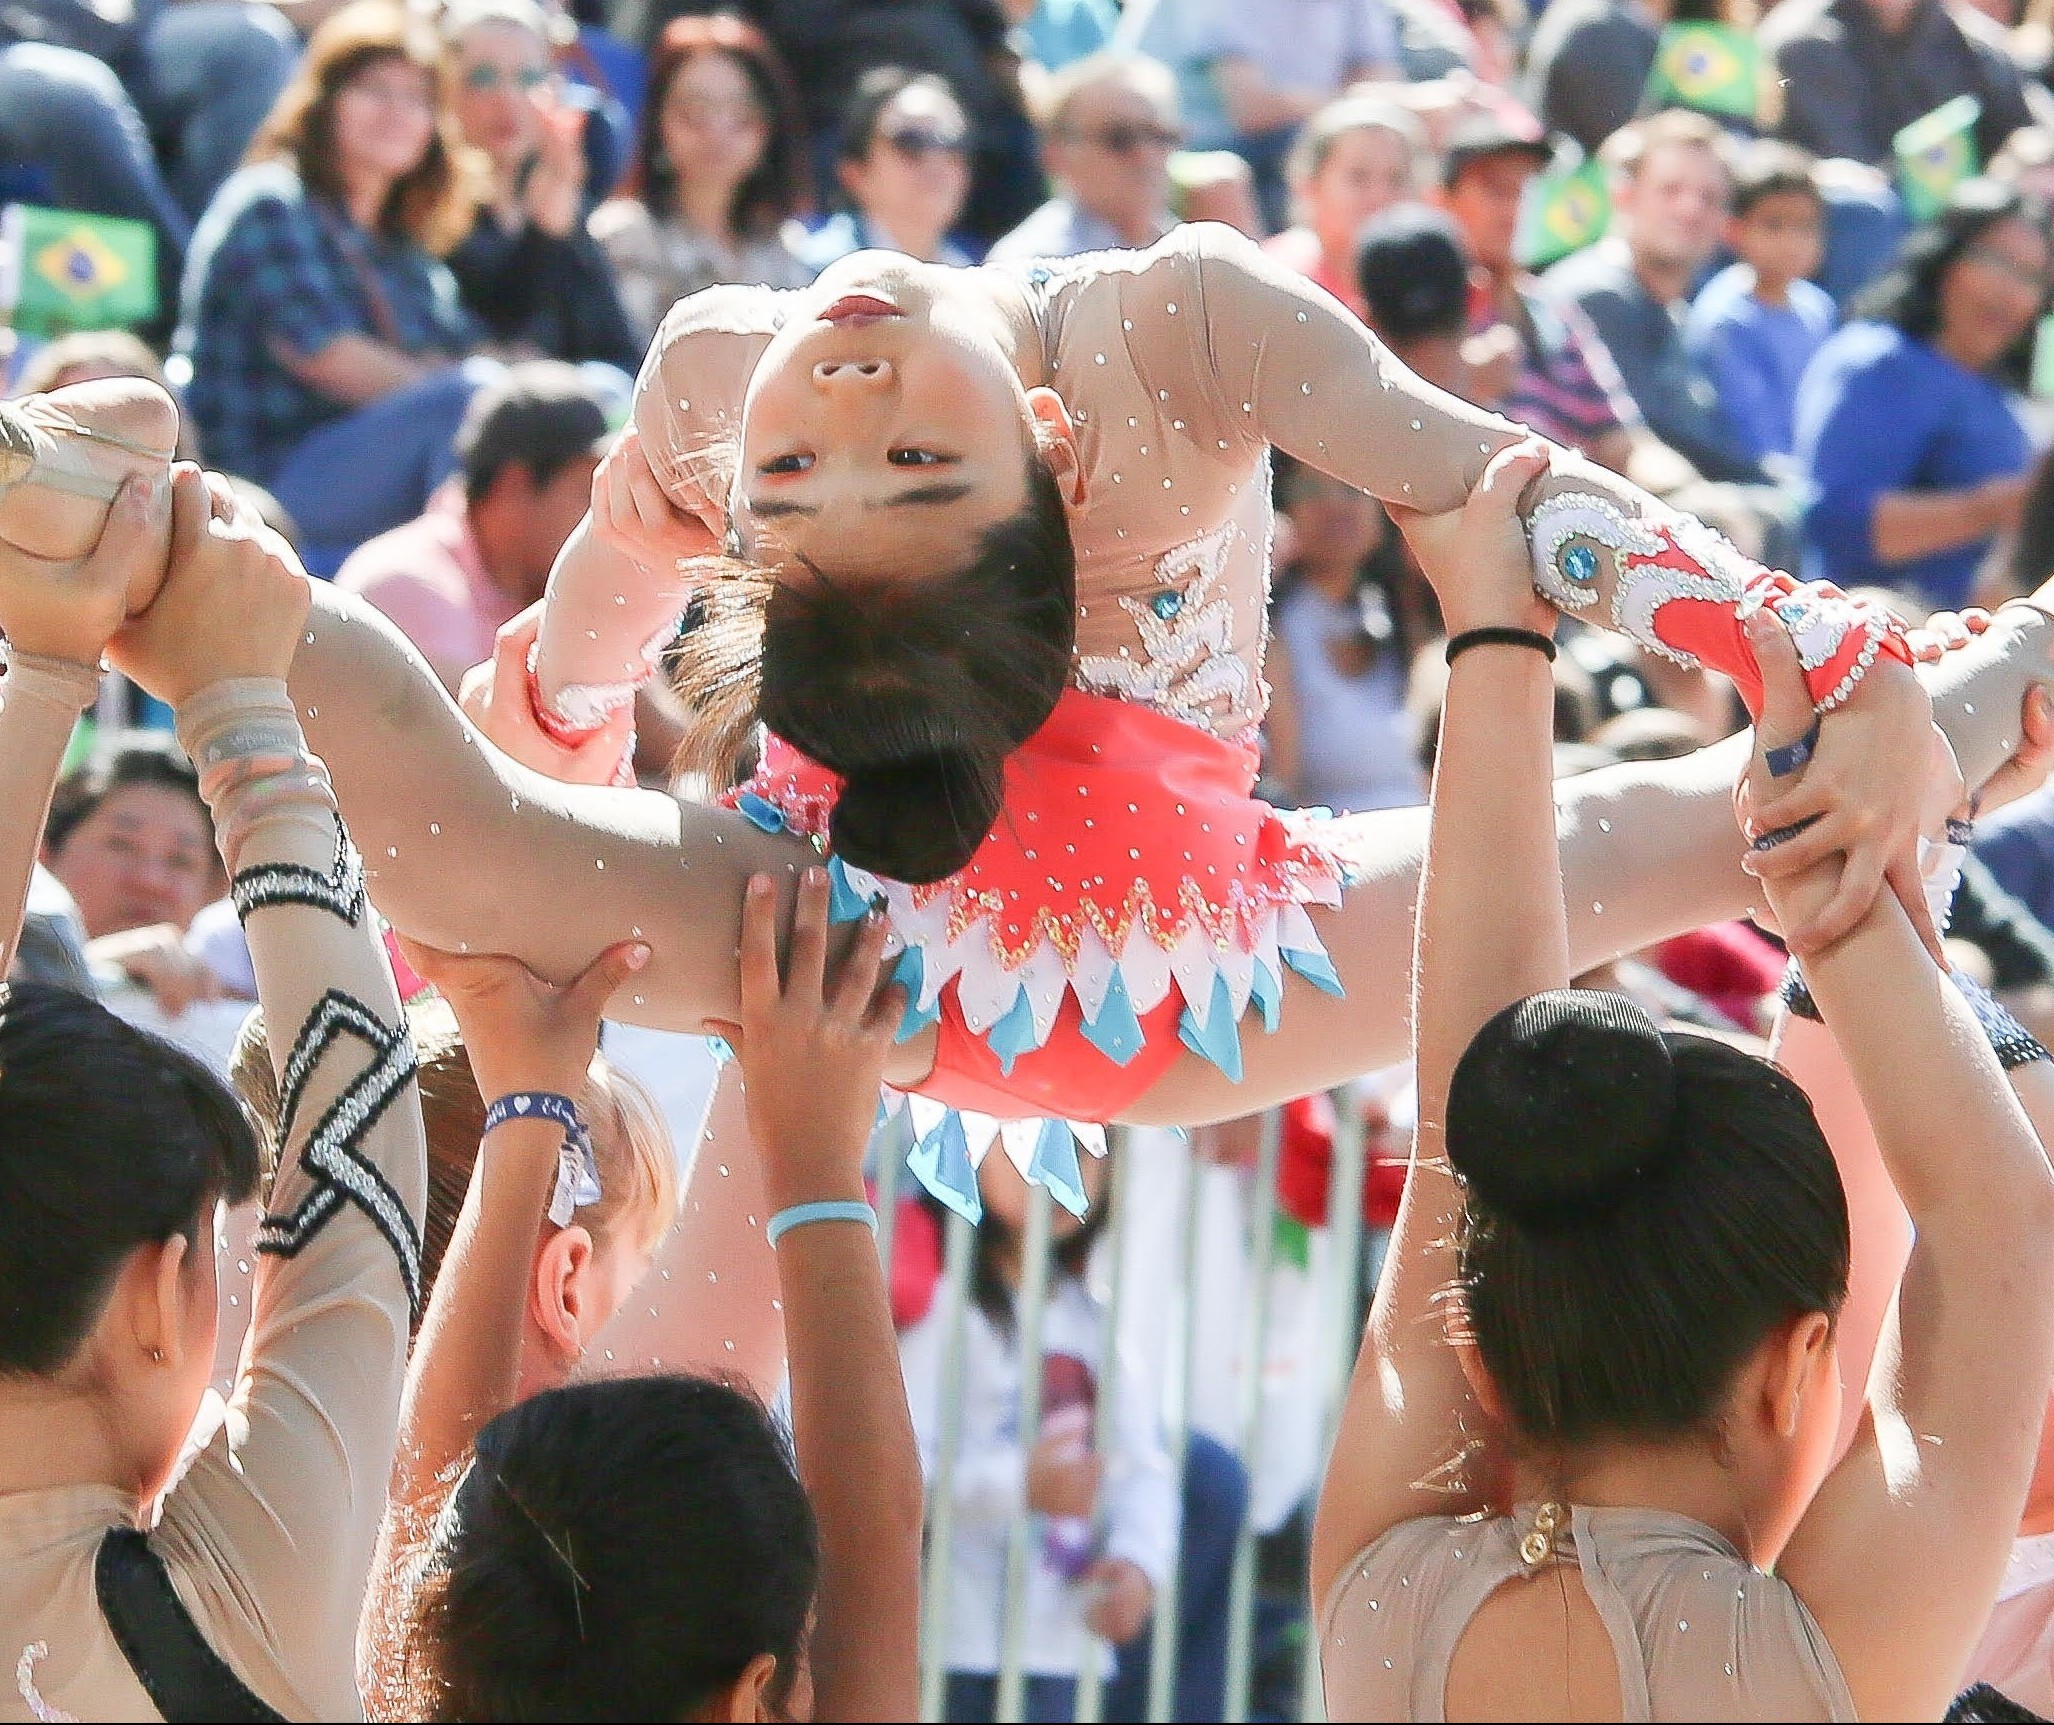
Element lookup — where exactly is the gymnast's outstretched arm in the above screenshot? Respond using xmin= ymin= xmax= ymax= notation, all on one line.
xmin=99 ymin=557 xmax=2054 ymax=1121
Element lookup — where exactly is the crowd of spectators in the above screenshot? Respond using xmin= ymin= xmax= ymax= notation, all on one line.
xmin=16 ymin=0 xmax=2054 ymax=603
xmin=22 ymin=0 xmax=2054 ymax=1717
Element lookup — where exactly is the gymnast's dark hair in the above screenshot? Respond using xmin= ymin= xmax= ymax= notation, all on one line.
xmin=0 ymin=981 xmax=260 ymax=1376
xmin=673 ymin=449 xmax=1077 ymax=884
xmin=1854 ymin=177 xmax=2049 ymax=391
xmin=1446 ymin=990 xmax=1849 ymax=1447
xmin=408 ymin=1374 xmax=819 ymax=1721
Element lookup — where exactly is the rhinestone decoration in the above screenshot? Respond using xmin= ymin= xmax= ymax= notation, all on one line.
xmin=1528 ymin=492 xmax=1661 ymax=614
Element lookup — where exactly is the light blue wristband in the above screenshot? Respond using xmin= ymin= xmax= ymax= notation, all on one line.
xmin=765 ymin=1199 xmax=878 ymax=1248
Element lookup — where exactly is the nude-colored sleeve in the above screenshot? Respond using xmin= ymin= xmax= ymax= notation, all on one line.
xmin=292 ymin=582 xmax=818 ymax=1029
xmin=1182 ymin=222 xmax=1518 ymax=510
xmin=1182 ymin=222 xmax=1894 ymax=716
xmin=151 ymin=677 xmax=427 ymax=1720
xmin=532 ymin=283 xmax=784 ymax=723
xmin=0 ymin=650 xmax=97 ymax=977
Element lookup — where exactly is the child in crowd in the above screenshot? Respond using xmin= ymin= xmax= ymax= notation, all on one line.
xmin=382 ymin=869 xmax=924 ymax=1719
xmin=1685 ymin=141 xmax=1838 ymax=471
xmin=901 ymin=1153 xmax=1176 ymax=1724
xmin=228 ymin=993 xmax=678 ymax=1360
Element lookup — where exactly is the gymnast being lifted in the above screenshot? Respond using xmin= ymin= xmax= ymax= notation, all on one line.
xmin=5 ymin=224 xmax=2051 ymax=1163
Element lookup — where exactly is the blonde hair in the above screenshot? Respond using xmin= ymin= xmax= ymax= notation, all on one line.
xmin=1600 ymin=108 xmax=1736 ymax=186
xmin=1034 ymin=50 xmax=1178 ymax=135
xmin=14 ymin=330 xmax=170 ymax=396
xmin=229 ymin=996 xmax=680 ymax=1334
xmin=1284 ymin=95 xmax=1423 ymax=197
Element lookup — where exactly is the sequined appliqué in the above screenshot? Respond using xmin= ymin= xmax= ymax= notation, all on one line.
xmin=1528 ymin=492 xmax=1662 ymax=614
xmin=256 ymin=989 xmax=424 ymax=1319
xmin=15 ymin=1645 xmax=75 ymax=1723
xmin=1609 ymin=513 xmax=1754 ymax=667
xmin=1075 ymin=520 xmax=1250 ymax=726
xmin=230 ymin=820 xmax=365 ymax=925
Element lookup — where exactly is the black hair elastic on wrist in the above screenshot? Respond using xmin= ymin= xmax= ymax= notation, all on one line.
xmin=1445 ymin=626 xmax=1557 ymax=665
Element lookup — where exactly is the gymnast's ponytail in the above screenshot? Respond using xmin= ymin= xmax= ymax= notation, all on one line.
xmin=674 ymin=449 xmax=1076 ymax=884
xmin=407 ymin=1375 xmax=818 ymax=1720
xmin=1445 ymin=990 xmax=1850 ymax=1447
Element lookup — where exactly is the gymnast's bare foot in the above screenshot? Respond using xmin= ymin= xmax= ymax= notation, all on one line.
xmin=0 ymin=378 xmax=179 ymax=609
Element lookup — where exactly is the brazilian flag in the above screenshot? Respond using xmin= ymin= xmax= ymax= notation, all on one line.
xmin=1644 ymin=22 xmax=1758 ymax=122
xmin=1516 ymin=155 xmax=1610 ymax=272
xmin=1895 ymin=95 xmax=1980 ymax=224
xmin=0 ymin=204 xmax=158 ymax=335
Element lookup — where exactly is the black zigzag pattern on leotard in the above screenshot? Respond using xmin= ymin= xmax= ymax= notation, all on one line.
xmin=255 ymin=988 xmax=422 ymax=1318
xmin=230 ymin=821 xmax=367 ymax=926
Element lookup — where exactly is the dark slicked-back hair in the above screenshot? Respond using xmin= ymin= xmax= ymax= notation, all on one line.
xmin=673 ymin=451 xmax=1076 ymax=883
xmin=0 ymin=982 xmax=260 ymax=1376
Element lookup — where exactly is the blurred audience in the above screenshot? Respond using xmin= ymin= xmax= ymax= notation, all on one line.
xmin=1522 ymin=0 xmax=1671 ymax=160
xmin=1354 ymin=201 xmax=1480 ymax=395
xmin=1021 ymin=0 xmax=1119 ymax=72
xmin=41 ymin=733 xmax=226 ymax=1015
xmin=1684 ymin=140 xmax=1838 ymax=471
xmin=1264 ymin=458 xmax=1428 ymax=815
xmin=1181 ymin=0 xmax=1401 ymax=227
xmin=1262 ymin=96 xmax=1424 ymax=320
xmin=441 ymin=0 xmax=641 ymax=372
xmin=899 ymin=1156 xmax=1176 ymax=1725
xmin=0 ymin=0 xmax=299 ymax=310
xmin=1441 ymin=114 xmax=1698 ymax=496
xmin=337 ymin=361 xmax=608 ymax=690
xmin=591 ymin=12 xmax=811 ymax=343
xmin=1543 ymin=111 xmax=1770 ymax=486
xmin=1794 ymin=177 xmax=2043 ymax=609
xmin=1762 ymin=0 xmax=2050 ymax=167
xmin=180 ymin=1 xmax=485 ymax=572
xmin=795 ymin=66 xmax=975 ymax=271
xmin=1167 ymin=144 xmax=1265 ymax=231
xmin=987 ymin=51 xmax=1181 ymax=263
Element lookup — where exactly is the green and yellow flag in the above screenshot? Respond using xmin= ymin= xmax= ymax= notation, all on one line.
xmin=0 ymin=205 xmax=158 ymax=335
xmin=1644 ymin=21 xmax=1758 ymax=122
xmin=1516 ymin=155 xmax=1610 ymax=272
xmin=1894 ymin=95 xmax=1981 ymax=224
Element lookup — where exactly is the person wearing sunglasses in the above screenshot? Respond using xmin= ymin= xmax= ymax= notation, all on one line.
xmin=441 ymin=0 xmax=641 ymax=375
xmin=986 ymin=51 xmax=1183 ymax=267
xmin=796 ymin=66 xmax=976 ymax=274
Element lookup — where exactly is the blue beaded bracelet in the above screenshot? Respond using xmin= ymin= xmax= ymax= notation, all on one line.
xmin=765 ymin=1199 xmax=878 ymax=1248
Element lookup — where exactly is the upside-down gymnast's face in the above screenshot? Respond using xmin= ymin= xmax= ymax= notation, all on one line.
xmin=731 ymin=253 xmax=1067 ymax=579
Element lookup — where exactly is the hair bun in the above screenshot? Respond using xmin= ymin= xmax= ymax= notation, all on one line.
xmin=830 ymin=750 xmax=1001 ymax=885
xmin=1446 ymin=990 xmax=1678 ymax=1227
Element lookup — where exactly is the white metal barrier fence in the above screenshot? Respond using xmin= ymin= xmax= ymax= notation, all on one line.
xmin=899 ymin=1097 xmax=1377 ymax=1725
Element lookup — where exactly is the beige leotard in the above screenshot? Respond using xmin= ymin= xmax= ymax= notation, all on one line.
xmin=0 ymin=666 xmax=426 ymax=1723
xmin=544 ymin=223 xmax=1526 ymax=744
xmin=1321 ymin=1505 xmax=1857 ymax=1723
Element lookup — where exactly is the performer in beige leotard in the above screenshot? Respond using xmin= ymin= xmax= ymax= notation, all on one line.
xmin=1313 ymin=449 xmax=2054 ymax=1723
xmin=0 ymin=474 xmax=425 ymax=1722
xmin=7 ymin=228 xmax=2054 ymax=1138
